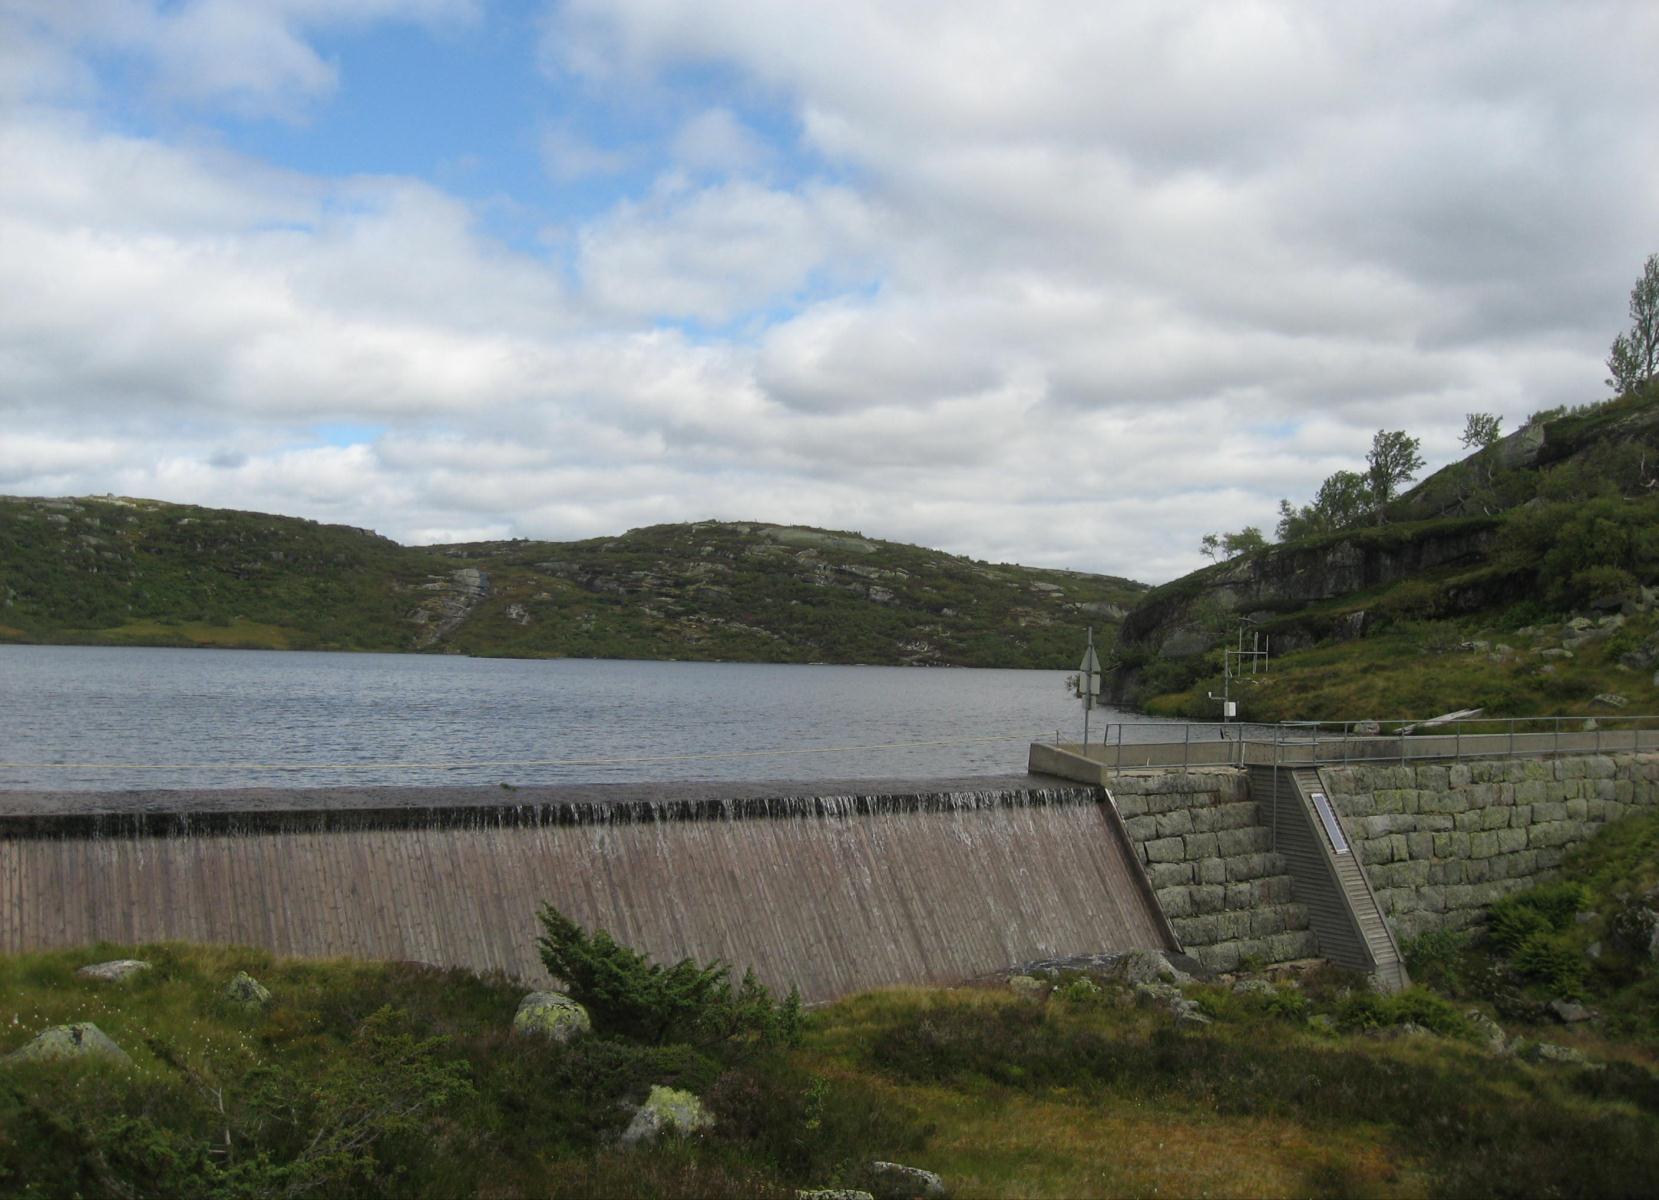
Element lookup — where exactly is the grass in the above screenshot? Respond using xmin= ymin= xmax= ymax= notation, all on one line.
xmin=9 ymin=813 xmax=1659 ymax=1196
xmin=6 ymin=941 xmax=1659 ymax=1197
xmin=1145 ymin=611 xmax=1659 ymax=721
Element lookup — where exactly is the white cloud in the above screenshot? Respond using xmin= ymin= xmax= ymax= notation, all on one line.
xmin=540 ymin=124 xmax=635 ymax=181
xmin=3 ymin=1 xmax=1657 ymax=585
xmin=671 ymin=108 xmax=770 ymax=174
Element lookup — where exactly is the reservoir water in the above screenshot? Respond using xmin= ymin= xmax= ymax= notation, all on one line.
xmin=0 ymin=644 xmax=1134 ymax=790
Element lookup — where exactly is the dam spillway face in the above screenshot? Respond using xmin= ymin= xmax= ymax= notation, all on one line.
xmin=0 ymin=777 xmax=1173 ymax=1003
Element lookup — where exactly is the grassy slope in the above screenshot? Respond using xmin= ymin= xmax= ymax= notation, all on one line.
xmin=7 ymin=810 xmax=1659 ymax=1198
xmin=0 ymin=500 xmax=1146 ymax=669
xmin=1128 ymin=385 xmax=1659 ymax=719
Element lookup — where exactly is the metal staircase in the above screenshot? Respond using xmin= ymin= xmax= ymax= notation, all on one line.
xmin=1250 ymin=765 xmax=1408 ymax=991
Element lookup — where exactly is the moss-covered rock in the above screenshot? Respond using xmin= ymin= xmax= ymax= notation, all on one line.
xmin=7 ymin=1023 xmax=131 ymax=1066
xmin=511 ymin=991 xmax=591 ymax=1044
xmin=223 ymin=971 xmax=272 ymax=1008
xmin=619 ymin=1085 xmax=714 ymax=1147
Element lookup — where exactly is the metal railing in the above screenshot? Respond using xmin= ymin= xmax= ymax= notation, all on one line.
xmin=1058 ymin=713 xmax=1659 ymax=771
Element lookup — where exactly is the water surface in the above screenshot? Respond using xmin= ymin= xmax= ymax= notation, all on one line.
xmin=0 ymin=645 xmax=1131 ymax=790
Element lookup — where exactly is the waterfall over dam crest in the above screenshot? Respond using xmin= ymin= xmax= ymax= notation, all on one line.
xmin=0 ymin=776 xmax=1173 ymax=1003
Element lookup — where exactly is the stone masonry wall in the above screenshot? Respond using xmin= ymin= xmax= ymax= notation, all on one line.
xmin=1321 ymin=752 xmax=1659 ymax=940
xmin=1109 ymin=769 xmax=1319 ymax=971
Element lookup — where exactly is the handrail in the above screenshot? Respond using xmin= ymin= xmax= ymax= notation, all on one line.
xmin=1065 ymin=713 xmax=1659 ymax=770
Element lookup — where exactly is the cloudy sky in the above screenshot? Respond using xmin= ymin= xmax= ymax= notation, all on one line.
xmin=2 ymin=1 xmax=1654 ymax=582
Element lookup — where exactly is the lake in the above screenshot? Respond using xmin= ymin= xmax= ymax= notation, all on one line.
xmin=0 ymin=645 xmax=1139 ymax=790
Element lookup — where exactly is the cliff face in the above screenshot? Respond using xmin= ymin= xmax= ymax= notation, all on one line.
xmin=1109 ymin=385 xmax=1659 ymax=710
xmin=1120 ymin=519 xmax=1501 ymax=656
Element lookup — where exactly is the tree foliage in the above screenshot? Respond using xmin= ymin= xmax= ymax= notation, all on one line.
xmin=1607 ymin=253 xmax=1659 ymax=394
xmin=536 ymin=904 xmax=800 ymax=1048
xmin=1460 ymin=412 xmax=1502 ymax=450
xmin=1199 ymin=527 xmax=1266 ymax=560
xmin=1276 ymin=469 xmax=1373 ymax=541
xmin=1365 ymin=429 xmax=1425 ymax=507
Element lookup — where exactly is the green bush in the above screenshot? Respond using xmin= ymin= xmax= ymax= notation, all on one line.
xmin=1335 ymin=988 xmax=1467 ymax=1036
xmin=1487 ymin=900 xmax=1552 ymax=953
xmin=536 ymin=905 xmax=800 ymax=1048
xmin=1511 ymin=933 xmax=1588 ymax=998
xmin=1403 ymin=929 xmax=1469 ymax=992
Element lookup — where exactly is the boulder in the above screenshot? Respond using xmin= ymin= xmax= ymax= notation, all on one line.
xmin=1231 ymin=978 xmax=1277 ymax=998
xmin=1520 ymin=1041 xmax=1592 ymax=1067
xmin=798 ymin=1192 xmax=876 ymax=1200
xmin=1353 ymin=720 xmax=1381 ymax=736
xmin=75 ymin=959 xmax=150 ymax=983
xmin=7 ymin=1023 xmax=131 ymax=1066
xmin=1006 ymin=974 xmax=1044 ymax=994
xmin=1548 ymin=999 xmax=1593 ymax=1024
xmin=223 ymin=971 xmax=272 ymax=1008
xmin=512 ymin=992 xmax=591 ymax=1044
xmin=1610 ymin=905 xmax=1659 ymax=960
xmin=1109 ymin=949 xmax=1194 ymax=987
xmin=619 ymin=1085 xmax=714 ymax=1147
xmin=1593 ymin=693 xmax=1630 ymax=709
xmin=864 ymin=1161 xmax=946 ymax=1200
xmin=1464 ymin=1010 xmax=1509 ymax=1054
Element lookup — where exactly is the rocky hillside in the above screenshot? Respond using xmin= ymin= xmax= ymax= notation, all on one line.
xmin=0 ymin=498 xmax=1145 ymax=668
xmin=1110 ymin=384 xmax=1659 ymax=718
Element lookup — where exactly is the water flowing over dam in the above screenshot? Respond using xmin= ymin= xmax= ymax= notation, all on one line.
xmin=0 ymin=776 xmax=1172 ymax=1002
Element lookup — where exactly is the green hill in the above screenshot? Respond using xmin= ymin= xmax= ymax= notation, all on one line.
xmin=1110 ymin=383 xmax=1659 ymax=720
xmin=0 ymin=498 xmax=1145 ymax=668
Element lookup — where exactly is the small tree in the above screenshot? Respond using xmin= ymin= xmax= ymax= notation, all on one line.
xmin=536 ymin=904 xmax=800 ymax=1046
xmin=1276 ymin=470 xmax=1373 ymax=541
xmin=1607 ymin=253 xmax=1659 ymax=394
xmin=1201 ymin=528 xmax=1266 ymax=560
xmin=1366 ymin=429 xmax=1425 ymax=507
xmin=1221 ymin=527 xmax=1267 ymax=557
xmin=1460 ymin=412 xmax=1502 ymax=450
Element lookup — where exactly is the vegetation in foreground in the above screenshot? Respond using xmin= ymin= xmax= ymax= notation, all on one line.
xmin=0 ymin=499 xmax=1144 ymax=669
xmin=7 ymin=811 xmax=1659 ymax=1198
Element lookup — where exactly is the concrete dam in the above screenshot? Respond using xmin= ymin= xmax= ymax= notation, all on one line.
xmin=8 ymin=729 xmax=1658 ymax=998
xmin=0 ymin=776 xmax=1174 ymax=1003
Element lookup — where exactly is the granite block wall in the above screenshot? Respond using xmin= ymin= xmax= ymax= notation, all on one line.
xmin=1109 ymin=769 xmax=1319 ymax=970
xmin=1320 ymin=752 xmax=1659 ymax=939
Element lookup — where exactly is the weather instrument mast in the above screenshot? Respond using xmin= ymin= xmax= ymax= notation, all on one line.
xmin=1207 ymin=618 xmax=1269 ymax=723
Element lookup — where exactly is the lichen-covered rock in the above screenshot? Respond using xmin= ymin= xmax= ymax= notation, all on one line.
xmin=797 ymin=1191 xmax=875 ymax=1200
xmin=223 ymin=971 xmax=272 ymax=1008
xmin=619 ymin=1085 xmax=714 ymax=1147
xmin=1006 ymin=974 xmax=1044 ymax=994
xmin=512 ymin=992 xmax=591 ymax=1044
xmin=1520 ymin=1041 xmax=1592 ymax=1066
xmin=1110 ymin=949 xmax=1193 ymax=986
xmin=1611 ymin=905 xmax=1659 ymax=960
xmin=75 ymin=959 xmax=150 ymax=983
xmin=1464 ymin=1010 xmax=1509 ymax=1054
xmin=1231 ymin=978 xmax=1277 ymax=998
xmin=864 ymin=1160 xmax=945 ymax=1200
xmin=7 ymin=1023 xmax=131 ymax=1066
xmin=1548 ymin=998 xmax=1593 ymax=1024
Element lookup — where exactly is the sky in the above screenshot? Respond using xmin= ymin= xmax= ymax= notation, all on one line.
xmin=1 ymin=1 xmax=1655 ymax=583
